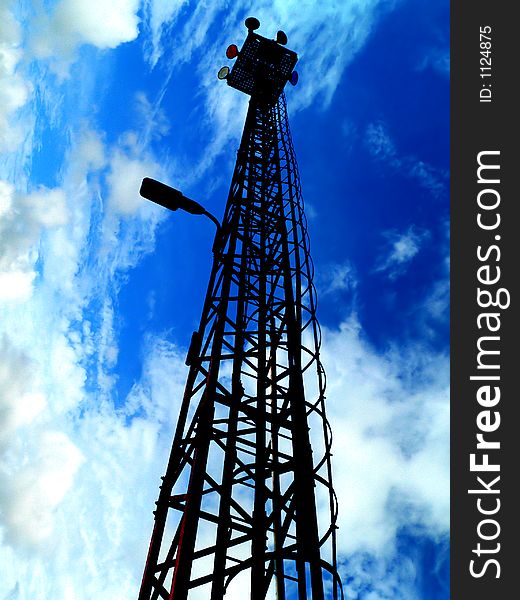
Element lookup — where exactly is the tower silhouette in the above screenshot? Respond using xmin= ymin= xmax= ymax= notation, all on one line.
xmin=139 ymin=18 xmax=342 ymax=600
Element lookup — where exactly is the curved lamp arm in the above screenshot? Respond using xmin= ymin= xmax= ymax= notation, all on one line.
xmin=140 ymin=177 xmax=222 ymax=251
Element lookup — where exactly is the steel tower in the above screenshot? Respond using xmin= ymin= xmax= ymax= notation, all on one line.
xmin=139 ymin=18 xmax=343 ymax=600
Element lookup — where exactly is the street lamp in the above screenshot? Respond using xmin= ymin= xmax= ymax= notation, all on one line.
xmin=140 ymin=177 xmax=221 ymax=250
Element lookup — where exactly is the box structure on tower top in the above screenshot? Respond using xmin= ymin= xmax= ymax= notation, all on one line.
xmin=226 ymin=31 xmax=298 ymax=103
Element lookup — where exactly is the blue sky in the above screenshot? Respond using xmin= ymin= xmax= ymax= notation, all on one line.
xmin=0 ymin=1 xmax=449 ymax=598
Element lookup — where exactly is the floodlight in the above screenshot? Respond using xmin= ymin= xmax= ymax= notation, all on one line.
xmin=276 ymin=30 xmax=288 ymax=45
xmin=226 ymin=44 xmax=239 ymax=59
xmin=218 ymin=66 xmax=230 ymax=80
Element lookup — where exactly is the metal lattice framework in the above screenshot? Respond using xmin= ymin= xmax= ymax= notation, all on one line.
xmin=139 ymin=22 xmax=342 ymax=600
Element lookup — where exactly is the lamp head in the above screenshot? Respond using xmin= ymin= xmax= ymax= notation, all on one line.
xmin=140 ymin=178 xmax=205 ymax=215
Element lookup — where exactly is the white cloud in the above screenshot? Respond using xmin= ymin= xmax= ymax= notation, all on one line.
xmin=32 ymin=0 xmax=141 ymax=52
xmin=22 ymin=187 xmax=68 ymax=227
xmin=107 ymin=152 xmax=157 ymax=216
xmin=103 ymin=131 xmax=163 ymax=217
xmin=0 ymin=337 xmax=46 ymax=447
xmin=29 ymin=0 xmax=141 ymax=76
xmin=0 ymin=334 xmax=83 ymax=555
xmin=0 ymin=181 xmax=68 ymax=302
xmin=318 ymin=260 xmax=358 ymax=296
xmin=0 ymin=180 xmax=12 ymax=216
xmin=135 ymin=91 xmax=171 ymax=143
xmin=343 ymin=551 xmax=422 ymax=599
xmin=0 ymin=430 xmax=84 ymax=549
xmin=0 ymin=2 xmax=32 ymax=151
xmin=56 ymin=0 xmax=140 ymax=49
xmin=0 ymin=121 xmax=176 ymax=597
xmin=324 ymin=319 xmax=449 ymax=551
xmin=322 ymin=317 xmax=449 ymax=596
xmin=375 ymin=225 xmax=429 ymax=279
xmin=365 ymin=121 xmax=396 ymax=160
xmin=0 ymin=332 xmax=187 ymax=598
xmin=425 ymin=274 xmax=449 ymax=322
xmin=0 ymin=271 xmax=35 ymax=302
xmin=143 ymin=0 xmax=188 ymax=67
xmin=73 ymin=129 xmax=107 ymax=174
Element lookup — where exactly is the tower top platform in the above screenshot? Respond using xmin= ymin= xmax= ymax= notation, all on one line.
xmin=224 ymin=19 xmax=298 ymax=103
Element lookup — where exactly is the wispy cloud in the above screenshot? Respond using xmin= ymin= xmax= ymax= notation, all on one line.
xmin=417 ymin=47 xmax=450 ymax=77
xmin=318 ymin=260 xmax=358 ymax=297
xmin=365 ymin=121 xmax=447 ymax=199
xmin=142 ymin=0 xmax=188 ymax=67
xmin=375 ymin=225 xmax=429 ymax=280
xmin=141 ymin=0 xmax=395 ymax=175
xmin=135 ymin=91 xmax=171 ymax=144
